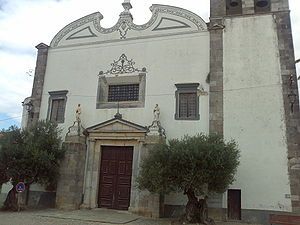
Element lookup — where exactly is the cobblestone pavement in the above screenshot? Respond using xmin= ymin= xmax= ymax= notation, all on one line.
xmin=0 ymin=209 xmax=262 ymax=225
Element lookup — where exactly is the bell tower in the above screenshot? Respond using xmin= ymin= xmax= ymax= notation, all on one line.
xmin=210 ymin=0 xmax=300 ymax=220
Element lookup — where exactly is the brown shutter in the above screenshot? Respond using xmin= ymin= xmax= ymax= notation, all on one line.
xmin=50 ymin=99 xmax=59 ymax=121
xmin=179 ymin=93 xmax=197 ymax=118
xmin=50 ymin=99 xmax=65 ymax=122
xmin=56 ymin=99 xmax=65 ymax=122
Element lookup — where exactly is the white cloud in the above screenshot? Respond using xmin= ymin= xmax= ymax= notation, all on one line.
xmin=0 ymin=51 xmax=34 ymax=118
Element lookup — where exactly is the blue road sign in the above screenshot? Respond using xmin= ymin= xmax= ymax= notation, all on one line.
xmin=16 ymin=182 xmax=26 ymax=193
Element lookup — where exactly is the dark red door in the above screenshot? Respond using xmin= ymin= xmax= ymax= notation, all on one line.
xmin=227 ymin=189 xmax=241 ymax=220
xmin=98 ymin=146 xmax=133 ymax=210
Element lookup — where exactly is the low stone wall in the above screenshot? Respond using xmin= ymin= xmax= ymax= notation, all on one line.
xmin=27 ymin=191 xmax=56 ymax=208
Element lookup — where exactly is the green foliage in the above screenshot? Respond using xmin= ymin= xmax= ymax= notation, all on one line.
xmin=0 ymin=121 xmax=65 ymax=188
xmin=137 ymin=133 xmax=240 ymax=196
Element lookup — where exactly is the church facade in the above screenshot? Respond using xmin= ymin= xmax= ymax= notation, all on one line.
xmin=22 ymin=0 xmax=300 ymax=223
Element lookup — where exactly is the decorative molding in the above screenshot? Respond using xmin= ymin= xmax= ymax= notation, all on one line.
xmin=94 ymin=5 xmax=207 ymax=38
xmin=86 ymin=117 xmax=148 ymax=134
xmin=119 ymin=21 xmax=131 ymax=39
xmin=149 ymin=5 xmax=207 ymax=31
xmin=50 ymin=5 xmax=207 ymax=47
xmin=152 ymin=17 xmax=190 ymax=31
xmin=66 ymin=26 xmax=97 ymax=40
xmin=51 ymin=12 xmax=102 ymax=47
xmin=99 ymin=54 xmax=146 ymax=76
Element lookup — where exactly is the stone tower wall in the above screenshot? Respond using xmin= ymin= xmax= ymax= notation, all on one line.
xmin=210 ymin=0 xmax=300 ymax=220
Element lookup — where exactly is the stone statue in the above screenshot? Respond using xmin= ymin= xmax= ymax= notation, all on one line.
xmin=153 ymin=104 xmax=160 ymax=122
xmin=76 ymin=104 xmax=81 ymax=123
xmin=147 ymin=104 xmax=165 ymax=137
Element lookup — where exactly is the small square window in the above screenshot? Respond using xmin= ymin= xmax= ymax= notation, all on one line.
xmin=48 ymin=90 xmax=68 ymax=123
xmin=97 ymin=74 xmax=146 ymax=109
xmin=175 ymin=83 xmax=200 ymax=120
xmin=108 ymin=84 xmax=139 ymax=102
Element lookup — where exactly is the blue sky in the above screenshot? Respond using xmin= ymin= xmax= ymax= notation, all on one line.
xmin=0 ymin=0 xmax=299 ymax=129
xmin=0 ymin=113 xmax=21 ymax=129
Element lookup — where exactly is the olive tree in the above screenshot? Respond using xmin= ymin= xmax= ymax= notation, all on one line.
xmin=137 ymin=134 xmax=240 ymax=224
xmin=0 ymin=121 xmax=65 ymax=211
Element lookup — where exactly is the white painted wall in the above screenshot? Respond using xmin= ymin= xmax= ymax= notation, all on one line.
xmin=223 ymin=15 xmax=292 ymax=212
xmin=39 ymin=31 xmax=210 ymax=140
xmin=37 ymin=10 xmax=292 ymax=212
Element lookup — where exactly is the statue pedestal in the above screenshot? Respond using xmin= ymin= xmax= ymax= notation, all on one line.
xmin=56 ymin=121 xmax=87 ymax=210
xmin=148 ymin=122 xmax=160 ymax=136
xmin=147 ymin=121 xmax=165 ymax=137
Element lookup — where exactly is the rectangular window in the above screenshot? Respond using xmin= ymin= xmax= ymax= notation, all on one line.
xmin=175 ymin=83 xmax=200 ymax=120
xmin=97 ymin=74 xmax=146 ymax=109
xmin=48 ymin=90 xmax=68 ymax=123
xmin=108 ymin=84 xmax=139 ymax=102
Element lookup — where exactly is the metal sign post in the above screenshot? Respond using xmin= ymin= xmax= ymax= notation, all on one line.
xmin=16 ymin=182 xmax=26 ymax=212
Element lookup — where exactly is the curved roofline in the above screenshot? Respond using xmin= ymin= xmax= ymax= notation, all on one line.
xmin=50 ymin=12 xmax=103 ymax=47
xmin=50 ymin=4 xmax=207 ymax=47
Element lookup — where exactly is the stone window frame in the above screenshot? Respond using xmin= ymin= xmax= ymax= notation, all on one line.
xmin=96 ymin=73 xmax=146 ymax=109
xmin=175 ymin=83 xmax=200 ymax=120
xmin=47 ymin=90 xmax=68 ymax=123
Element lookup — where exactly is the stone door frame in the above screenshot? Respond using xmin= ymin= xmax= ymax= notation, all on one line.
xmin=82 ymin=136 xmax=145 ymax=210
xmin=81 ymin=116 xmax=148 ymax=210
xmin=81 ymin=116 xmax=165 ymax=217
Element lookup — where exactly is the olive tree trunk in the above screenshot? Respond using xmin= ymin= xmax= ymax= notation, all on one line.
xmin=184 ymin=189 xmax=215 ymax=225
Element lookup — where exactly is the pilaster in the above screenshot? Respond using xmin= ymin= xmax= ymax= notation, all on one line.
xmin=27 ymin=43 xmax=49 ymax=127
xmin=274 ymin=10 xmax=300 ymax=213
xmin=209 ymin=0 xmax=225 ymax=135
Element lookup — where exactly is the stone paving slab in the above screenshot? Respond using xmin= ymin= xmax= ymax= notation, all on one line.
xmin=0 ymin=209 xmax=263 ymax=225
xmin=37 ymin=208 xmax=141 ymax=224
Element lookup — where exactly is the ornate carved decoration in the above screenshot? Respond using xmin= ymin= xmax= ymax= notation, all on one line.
xmin=99 ymin=54 xmax=146 ymax=76
xmin=51 ymin=12 xmax=102 ymax=47
xmin=119 ymin=21 xmax=131 ymax=39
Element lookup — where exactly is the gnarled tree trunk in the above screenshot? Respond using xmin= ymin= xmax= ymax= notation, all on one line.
xmin=184 ymin=189 xmax=215 ymax=225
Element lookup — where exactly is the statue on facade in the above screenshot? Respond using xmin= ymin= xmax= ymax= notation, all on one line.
xmin=153 ymin=104 xmax=160 ymax=122
xmin=76 ymin=104 xmax=81 ymax=123
xmin=147 ymin=104 xmax=165 ymax=137
xmin=65 ymin=103 xmax=85 ymax=138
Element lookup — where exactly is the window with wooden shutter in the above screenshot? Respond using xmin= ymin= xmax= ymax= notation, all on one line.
xmin=179 ymin=93 xmax=197 ymax=118
xmin=175 ymin=83 xmax=200 ymax=120
xmin=48 ymin=90 xmax=68 ymax=123
xmin=50 ymin=99 xmax=65 ymax=122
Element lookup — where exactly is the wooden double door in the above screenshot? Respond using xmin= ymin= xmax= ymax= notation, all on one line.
xmin=98 ymin=146 xmax=133 ymax=210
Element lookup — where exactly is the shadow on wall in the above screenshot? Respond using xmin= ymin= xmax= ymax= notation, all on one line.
xmin=0 ymin=183 xmax=56 ymax=209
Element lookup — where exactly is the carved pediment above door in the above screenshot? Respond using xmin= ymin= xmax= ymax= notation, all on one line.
xmin=86 ymin=115 xmax=148 ymax=139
